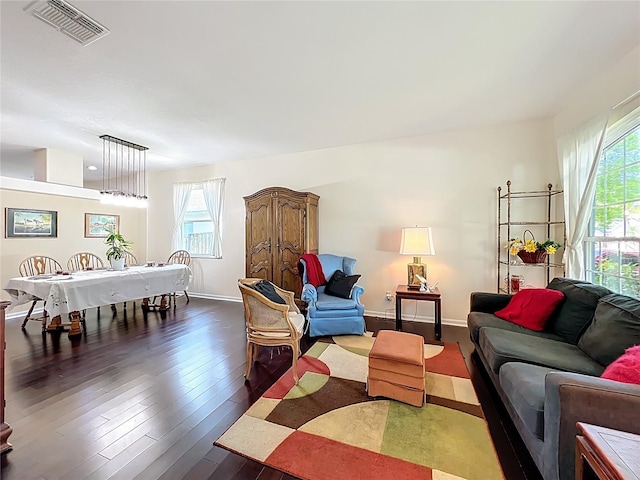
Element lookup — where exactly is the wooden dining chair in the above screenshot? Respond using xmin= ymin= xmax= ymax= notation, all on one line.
xmin=238 ymin=279 xmax=305 ymax=384
xmin=123 ymin=251 xmax=138 ymax=267
xmin=67 ymin=252 xmax=106 ymax=316
xmin=18 ymin=255 xmax=63 ymax=330
xmin=167 ymin=249 xmax=191 ymax=307
xmin=67 ymin=252 xmax=105 ymax=271
xmin=117 ymin=251 xmax=139 ymax=312
xmin=146 ymin=250 xmax=191 ymax=311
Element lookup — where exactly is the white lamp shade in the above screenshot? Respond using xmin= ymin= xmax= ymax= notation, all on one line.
xmin=399 ymin=227 xmax=435 ymax=256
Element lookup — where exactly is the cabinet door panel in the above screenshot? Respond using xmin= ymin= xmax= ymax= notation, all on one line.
xmin=275 ymin=197 xmax=305 ymax=294
xmin=245 ymin=197 xmax=272 ymax=280
xmin=306 ymin=201 xmax=319 ymax=254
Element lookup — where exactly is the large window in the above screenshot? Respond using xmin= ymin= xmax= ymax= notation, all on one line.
xmin=585 ymin=110 xmax=640 ymax=297
xmin=173 ymin=178 xmax=225 ymax=258
xmin=183 ymin=186 xmax=214 ymax=255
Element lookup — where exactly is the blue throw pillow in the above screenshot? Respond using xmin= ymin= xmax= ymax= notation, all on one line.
xmin=325 ymin=270 xmax=361 ymax=299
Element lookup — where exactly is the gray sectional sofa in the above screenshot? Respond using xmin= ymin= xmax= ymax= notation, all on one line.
xmin=467 ymin=277 xmax=640 ymax=480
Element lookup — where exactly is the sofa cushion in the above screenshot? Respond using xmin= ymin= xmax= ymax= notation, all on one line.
xmin=499 ymin=363 xmax=554 ymax=441
xmin=315 ymin=292 xmax=357 ymax=311
xmin=601 ymin=345 xmax=640 ymax=385
xmin=478 ymin=328 xmax=605 ymax=376
xmin=578 ymin=293 xmax=640 ymax=366
xmin=467 ymin=312 xmax=563 ymax=345
xmin=494 ymin=289 xmax=565 ymax=331
xmin=546 ymin=278 xmax=612 ymax=344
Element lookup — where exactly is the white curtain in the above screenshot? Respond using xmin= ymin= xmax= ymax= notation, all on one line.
xmin=202 ymin=178 xmax=225 ymax=258
xmin=557 ymin=112 xmax=610 ymax=280
xmin=172 ymin=182 xmax=193 ymax=252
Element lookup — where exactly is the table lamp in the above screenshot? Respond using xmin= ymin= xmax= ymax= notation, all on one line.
xmin=399 ymin=226 xmax=435 ymax=289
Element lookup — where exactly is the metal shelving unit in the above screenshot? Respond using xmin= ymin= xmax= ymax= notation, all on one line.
xmin=497 ymin=181 xmax=566 ymax=293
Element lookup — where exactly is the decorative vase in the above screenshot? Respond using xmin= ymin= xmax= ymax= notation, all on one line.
xmin=111 ymin=257 xmax=126 ymax=270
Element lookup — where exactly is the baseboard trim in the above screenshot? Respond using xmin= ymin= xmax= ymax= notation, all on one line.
xmin=189 ymin=292 xmax=242 ymax=303
xmin=6 ymin=296 xmax=466 ymax=328
xmin=4 ymin=293 xmax=243 ymax=319
xmin=191 ymin=296 xmax=467 ymax=327
xmin=6 ymin=307 xmax=42 ymax=320
xmin=364 ymin=309 xmax=466 ymax=328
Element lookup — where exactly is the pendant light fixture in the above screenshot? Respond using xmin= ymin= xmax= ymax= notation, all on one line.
xmin=100 ymin=135 xmax=149 ymax=208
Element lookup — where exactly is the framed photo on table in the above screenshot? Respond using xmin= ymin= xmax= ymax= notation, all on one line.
xmin=5 ymin=208 xmax=58 ymax=238
xmin=84 ymin=213 xmax=119 ymax=238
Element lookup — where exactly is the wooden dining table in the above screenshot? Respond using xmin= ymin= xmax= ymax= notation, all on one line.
xmin=3 ymin=264 xmax=191 ymax=336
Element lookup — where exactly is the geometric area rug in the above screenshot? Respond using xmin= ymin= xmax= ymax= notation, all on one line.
xmin=215 ymin=334 xmax=504 ymax=480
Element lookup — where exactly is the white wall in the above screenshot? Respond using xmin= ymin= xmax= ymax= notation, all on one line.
xmin=554 ymin=44 xmax=640 ymax=135
xmin=34 ymin=148 xmax=84 ymax=187
xmin=148 ymin=118 xmax=559 ymax=323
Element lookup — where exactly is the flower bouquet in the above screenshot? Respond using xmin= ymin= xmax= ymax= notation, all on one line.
xmin=505 ymin=230 xmax=561 ymax=264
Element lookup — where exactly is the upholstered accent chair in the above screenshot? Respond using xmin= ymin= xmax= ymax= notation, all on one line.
xmin=300 ymin=254 xmax=365 ymax=337
xmin=238 ymin=279 xmax=305 ymax=384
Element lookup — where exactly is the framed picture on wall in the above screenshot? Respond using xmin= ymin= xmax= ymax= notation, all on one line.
xmin=5 ymin=208 xmax=58 ymax=238
xmin=84 ymin=213 xmax=119 ymax=238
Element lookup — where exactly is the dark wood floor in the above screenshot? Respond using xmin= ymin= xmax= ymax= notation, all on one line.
xmin=1 ymin=298 xmax=542 ymax=480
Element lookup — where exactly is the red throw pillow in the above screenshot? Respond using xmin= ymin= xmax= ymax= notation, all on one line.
xmin=601 ymin=345 xmax=640 ymax=385
xmin=494 ymin=288 xmax=565 ymax=331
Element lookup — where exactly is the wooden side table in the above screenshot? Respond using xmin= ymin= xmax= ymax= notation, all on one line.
xmin=576 ymin=422 xmax=640 ymax=480
xmin=395 ymin=285 xmax=442 ymax=340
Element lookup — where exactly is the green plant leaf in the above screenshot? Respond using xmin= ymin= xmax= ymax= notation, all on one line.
xmin=104 ymin=226 xmax=133 ymax=260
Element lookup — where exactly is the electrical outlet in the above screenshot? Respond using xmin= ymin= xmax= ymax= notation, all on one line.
xmin=385 ymin=291 xmax=393 ymax=301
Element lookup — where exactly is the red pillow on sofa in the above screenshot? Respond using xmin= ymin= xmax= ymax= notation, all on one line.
xmin=601 ymin=345 xmax=640 ymax=385
xmin=494 ymin=288 xmax=565 ymax=331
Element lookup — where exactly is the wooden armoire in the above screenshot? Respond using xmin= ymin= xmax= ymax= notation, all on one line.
xmin=244 ymin=187 xmax=319 ymax=298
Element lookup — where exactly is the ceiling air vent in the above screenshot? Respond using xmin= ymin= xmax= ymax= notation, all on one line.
xmin=24 ymin=0 xmax=110 ymax=46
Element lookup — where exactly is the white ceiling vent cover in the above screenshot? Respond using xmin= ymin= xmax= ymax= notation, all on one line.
xmin=24 ymin=0 xmax=110 ymax=46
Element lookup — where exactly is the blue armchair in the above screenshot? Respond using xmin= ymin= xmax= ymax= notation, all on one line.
xmin=299 ymin=254 xmax=365 ymax=337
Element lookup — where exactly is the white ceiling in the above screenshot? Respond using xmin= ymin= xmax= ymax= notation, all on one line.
xmin=1 ymin=1 xmax=639 ymax=182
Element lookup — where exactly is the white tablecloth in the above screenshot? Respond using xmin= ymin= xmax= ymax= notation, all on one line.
xmin=4 ymin=264 xmax=191 ymax=317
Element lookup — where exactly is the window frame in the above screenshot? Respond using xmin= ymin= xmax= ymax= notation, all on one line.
xmin=584 ymin=107 xmax=640 ymax=297
xmin=178 ymin=182 xmax=222 ymax=259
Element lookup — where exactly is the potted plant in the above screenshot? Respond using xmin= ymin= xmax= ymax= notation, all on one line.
xmin=104 ymin=227 xmax=133 ymax=270
xmin=505 ymin=229 xmax=561 ymax=264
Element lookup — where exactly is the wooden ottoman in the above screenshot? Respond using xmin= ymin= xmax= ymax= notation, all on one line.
xmin=367 ymin=330 xmax=425 ymax=407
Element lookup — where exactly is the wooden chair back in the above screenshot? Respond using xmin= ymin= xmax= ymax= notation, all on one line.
xmin=19 ymin=256 xmax=62 ymax=277
xmin=67 ymin=252 xmax=105 ymax=271
xmin=123 ymin=251 xmax=138 ymax=267
xmin=18 ymin=256 xmax=64 ymax=330
xmin=158 ymin=250 xmax=192 ymax=308
xmin=167 ymin=250 xmax=191 ymax=266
